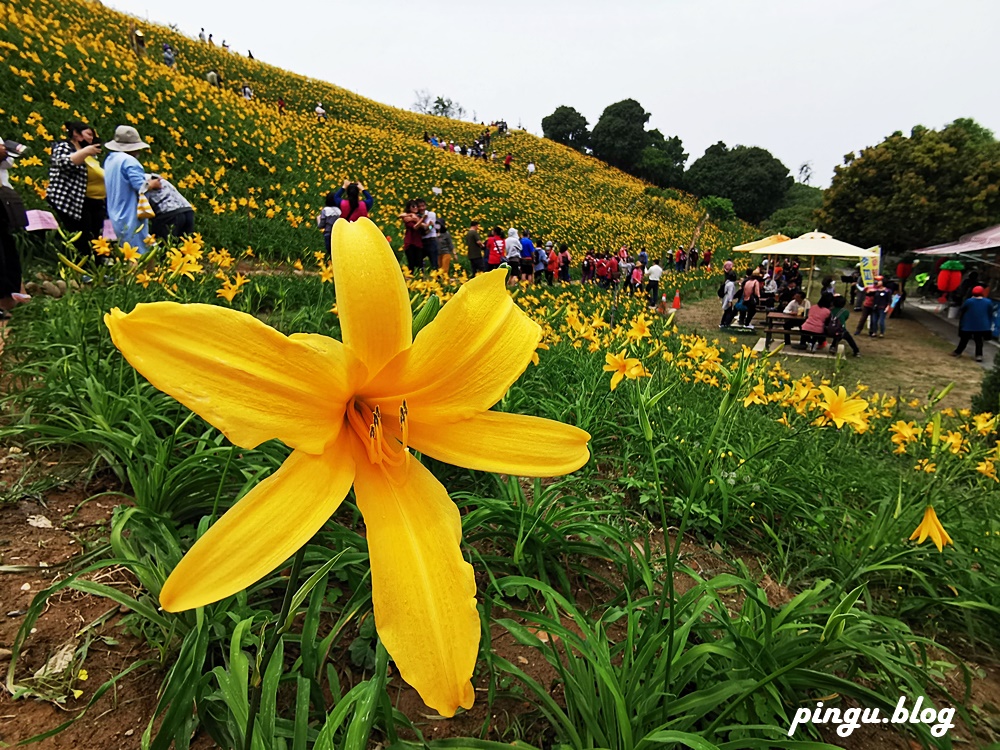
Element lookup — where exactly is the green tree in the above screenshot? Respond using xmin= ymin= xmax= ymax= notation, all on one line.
xmin=761 ymin=182 xmax=824 ymax=237
xmin=699 ymin=196 xmax=736 ymax=223
xmin=541 ymin=105 xmax=590 ymax=151
xmin=590 ymin=99 xmax=651 ymax=171
xmin=635 ymin=129 xmax=687 ymax=188
xmin=819 ymin=119 xmax=1000 ymax=254
xmin=685 ymin=142 xmax=793 ymax=224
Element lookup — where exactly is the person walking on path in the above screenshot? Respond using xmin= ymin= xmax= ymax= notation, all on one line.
xmin=645 ymin=258 xmax=663 ymax=307
xmin=47 ymin=121 xmax=106 ymax=258
xmin=738 ymin=270 xmax=763 ymax=328
xmin=103 ymin=125 xmax=153 ymax=249
xmin=951 ymin=286 xmax=997 ymax=362
xmin=854 ymin=279 xmax=877 ymax=334
xmin=464 ymin=220 xmax=485 ymax=276
xmin=719 ymin=271 xmax=739 ymax=328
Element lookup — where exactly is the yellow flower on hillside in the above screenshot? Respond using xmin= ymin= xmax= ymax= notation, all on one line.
xmin=909 ymin=506 xmax=953 ymax=552
xmin=626 ymin=315 xmax=651 ymax=341
xmin=941 ymin=430 xmax=966 ymax=455
xmin=104 ymin=218 xmax=590 ymax=717
xmin=743 ymin=382 xmax=768 ymax=407
xmin=915 ymin=458 xmax=936 ymax=474
xmin=121 ymin=243 xmax=141 ymax=263
xmin=817 ymin=385 xmax=868 ymax=430
xmin=973 ymin=413 xmax=996 ymax=436
xmin=977 ymin=460 xmax=998 ymax=482
xmin=92 ymin=237 xmax=111 ymax=256
xmin=604 ymin=350 xmax=647 ymax=391
xmin=889 ymin=420 xmax=921 ymax=448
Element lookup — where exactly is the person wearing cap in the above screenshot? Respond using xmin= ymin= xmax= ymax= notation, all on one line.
xmin=952 ymin=286 xmax=997 ymax=362
xmin=103 ymin=125 xmax=153 ymax=249
xmin=532 ymin=240 xmax=548 ymax=284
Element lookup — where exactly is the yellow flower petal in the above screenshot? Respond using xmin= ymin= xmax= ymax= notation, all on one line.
xmin=408 ymin=412 xmax=590 ymax=477
xmin=352 ymin=451 xmax=478 ymax=718
xmin=331 ymin=218 xmax=411 ymax=374
xmin=105 ymin=303 xmax=363 ymax=454
xmin=362 ymin=270 xmax=540 ymax=421
xmin=160 ymin=437 xmax=355 ymax=611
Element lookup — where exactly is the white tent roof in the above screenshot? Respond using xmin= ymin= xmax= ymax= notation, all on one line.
xmin=748 ymin=231 xmax=877 ymax=259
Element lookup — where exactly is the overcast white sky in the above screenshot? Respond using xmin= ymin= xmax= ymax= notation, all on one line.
xmin=109 ymin=0 xmax=1000 ymax=187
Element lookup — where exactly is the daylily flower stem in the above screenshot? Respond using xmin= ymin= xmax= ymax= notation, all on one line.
xmin=244 ymin=545 xmax=307 ymax=750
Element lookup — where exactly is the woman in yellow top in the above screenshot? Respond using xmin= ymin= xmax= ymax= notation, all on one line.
xmin=46 ymin=121 xmax=107 ymax=257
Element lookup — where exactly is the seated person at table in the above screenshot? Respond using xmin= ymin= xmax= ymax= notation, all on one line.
xmin=777 ymin=278 xmax=800 ymax=308
xmin=782 ymin=291 xmax=810 ymax=345
xmin=797 ymin=294 xmax=833 ymax=350
xmin=762 ymin=273 xmax=778 ymax=308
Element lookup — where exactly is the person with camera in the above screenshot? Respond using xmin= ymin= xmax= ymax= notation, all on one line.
xmin=0 ymin=139 xmax=30 ymax=319
xmin=47 ymin=121 xmax=107 ymax=258
xmin=333 ymin=180 xmax=373 ymax=223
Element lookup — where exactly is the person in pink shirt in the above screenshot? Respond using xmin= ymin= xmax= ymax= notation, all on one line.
xmin=798 ymin=295 xmax=833 ymax=351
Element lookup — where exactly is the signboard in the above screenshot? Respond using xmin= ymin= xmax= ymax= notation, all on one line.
xmin=859 ymin=246 xmax=881 ymax=286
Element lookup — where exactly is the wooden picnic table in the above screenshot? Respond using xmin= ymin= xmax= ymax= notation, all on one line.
xmin=764 ymin=310 xmax=807 ymax=348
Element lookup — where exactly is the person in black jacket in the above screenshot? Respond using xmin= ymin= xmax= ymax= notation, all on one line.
xmin=0 ymin=139 xmax=30 ymax=318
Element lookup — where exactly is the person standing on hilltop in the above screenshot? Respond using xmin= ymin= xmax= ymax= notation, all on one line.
xmin=163 ymin=44 xmax=176 ymax=67
xmin=199 ymin=28 xmax=206 ymax=42
xmin=208 ymin=33 xmax=214 ymax=46
xmin=464 ymin=220 xmax=485 ymax=276
xmin=277 ymin=97 xmax=285 ymax=116
xmin=527 ymin=161 xmax=536 ymax=177
xmin=504 ymin=152 xmax=513 ymax=172
xmin=47 ymin=121 xmax=106 ymax=258
xmin=334 ymin=180 xmax=373 ymax=222
xmin=103 ymin=125 xmax=153 ymax=249
xmin=315 ymin=102 xmax=327 ymax=122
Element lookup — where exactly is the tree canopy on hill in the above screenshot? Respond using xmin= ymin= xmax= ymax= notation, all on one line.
xmin=686 ymin=143 xmax=793 ymax=225
xmin=583 ymin=99 xmax=687 ymax=189
xmin=541 ymin=106 xmax=589 ymax=151
xmin=760 ymin=183 xmax=824 ymax=238
xmin=819 ymin=118 xmax=1000 ymax=254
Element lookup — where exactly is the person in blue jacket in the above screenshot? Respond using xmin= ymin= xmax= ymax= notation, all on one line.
xmin=951 ymin=286 xmax=998 ymax=362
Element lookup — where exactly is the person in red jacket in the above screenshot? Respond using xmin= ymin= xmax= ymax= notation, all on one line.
xmin=485 ymin=226 xmax=506 ymax=271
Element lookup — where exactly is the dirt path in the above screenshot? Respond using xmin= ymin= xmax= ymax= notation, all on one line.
xmin=674 ymin=296 xmax=985 ymax=410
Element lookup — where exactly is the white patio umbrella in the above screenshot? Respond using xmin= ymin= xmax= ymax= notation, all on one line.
xmin=749 ymin=231 xmax=878 ymax=297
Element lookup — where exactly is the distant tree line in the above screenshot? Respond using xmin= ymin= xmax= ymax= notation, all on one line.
xmin=542 ymin=99 xmax=793 ymax=224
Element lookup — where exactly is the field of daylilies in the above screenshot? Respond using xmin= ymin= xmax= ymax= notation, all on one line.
xmin=3 ymin=1 xmax=1000 ymax=749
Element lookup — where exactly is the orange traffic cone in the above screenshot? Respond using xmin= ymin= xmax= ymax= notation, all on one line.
xmin=672 ymin=290 xmax=682 ymax=310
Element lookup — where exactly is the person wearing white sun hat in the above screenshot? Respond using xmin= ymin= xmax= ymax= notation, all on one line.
xmin=104 ymin=125 xmax=154 ymax=249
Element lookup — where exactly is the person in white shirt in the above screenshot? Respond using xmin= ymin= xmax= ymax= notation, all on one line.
xmin=645 ymin=260 xmax=663 ymax=307
xmin=315 ymin=102 xmax=327 ymax=122
xmin=720 ymin=271 xmax=738 ymax=327
xmin=527 ymin=161 xmax=536 ymax=176
xmin=782 ymin=291 xmax=811 ymax=345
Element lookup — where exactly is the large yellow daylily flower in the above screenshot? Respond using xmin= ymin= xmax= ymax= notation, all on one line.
xmin=104 ymin=218 xmax=591 ymax=717
xmin=817 ymin=385 xmax=868 ymax=430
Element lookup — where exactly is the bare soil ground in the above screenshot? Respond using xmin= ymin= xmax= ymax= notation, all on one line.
xmin=675 ymin=296 xmax=985 ymax=411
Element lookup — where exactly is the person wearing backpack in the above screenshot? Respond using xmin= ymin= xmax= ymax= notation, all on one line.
xmin=719 ymin=271 xmax=738 ymax=328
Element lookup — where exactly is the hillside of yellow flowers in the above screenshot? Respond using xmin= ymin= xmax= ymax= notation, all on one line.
xmin=0 ymin=0 xmax=754 ymax=261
